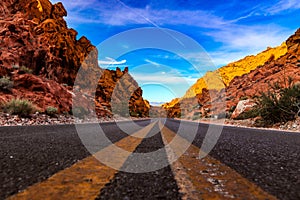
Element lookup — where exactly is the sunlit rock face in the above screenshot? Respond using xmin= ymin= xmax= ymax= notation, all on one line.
xmin=165 ymin=29 xmax=300 ymax=119
xmin=0 ymin=0 xmax=96 ymax=85
xmin=226 ymin=28 xmax=300 ymax=110
xmin=0 ymin=0 xmax=150 ymax=117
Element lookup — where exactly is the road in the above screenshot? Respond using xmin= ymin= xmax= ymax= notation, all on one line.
xmin=0 ymin=119 xmax=299 ymax=200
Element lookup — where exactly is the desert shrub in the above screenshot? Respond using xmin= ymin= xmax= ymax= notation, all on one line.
xmin=216 ymin=112 xmax=227 ymax=119
xmin=19 ymin=66 xmax=32 ymax=74
xmin=192 ymin=115 xmax=201 ymax=120
xmin=46 ymin=106 xmax=58 ymax=116
xmin=239 ymin=96 xmax=248 ymax=100
xmin=251 ymin=78 xmax=300 ymax=125
xmin=113 ymin=102 xmax=130 ymax=117
xmin=130 ymin=111 xmax=139 ymax=117
xmin=0 ymin=76 xmax=13 ymax=92
xmin=72 ymin=106 xmax=89 ymax=119
xmin=3 ymin=99 xmax=35 ymax=117
xmin=12 ymin=65 xmax=19 ymax=70
xmin=235 ymin=107 xmax=260 ymax=120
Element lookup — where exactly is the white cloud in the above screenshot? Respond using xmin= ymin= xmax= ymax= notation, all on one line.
xmin=205 ymin=25 xmax=293 ymax=66
xmin=144 ymin=59 xmax=160 ymax=66
xmin=267 ymin=0 xmax=300 ymax=15
xmin=54 ymin=0 xmax=226 ymax=28
xmin=53 ymin=0 xmax=297 ymax=68
xmin=131 ymin=72 xmax=198 ymax=85
xmin=98 ymin=57 xmax=127 ymax=65
xmin=50 ymin=0 xmax=98 ymax=11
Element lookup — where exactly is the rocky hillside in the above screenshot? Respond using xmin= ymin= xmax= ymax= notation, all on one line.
xmin=226 ymin=28 xmax=300 ymax=111
xmin=165 ymin=29 xmax=300 ymax=119
xmin=0 ymin=0 xmax=149 ymax=117
xmin=163 ymin=42 xmax=287 ymax=109
xmin=95 ymin=67 xmax=150 ymax=118
xmin=184 ymin=42 xmax=287 ymax=99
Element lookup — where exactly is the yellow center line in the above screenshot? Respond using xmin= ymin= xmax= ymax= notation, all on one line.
xmin=8 ymin=121 xmax=157 ymax=200
xmin=159 ymin=121 xmax=277 ymax=200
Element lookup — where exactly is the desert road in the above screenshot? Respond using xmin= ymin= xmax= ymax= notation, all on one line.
xmin=0 ymin=119 xmax=299 ymax=200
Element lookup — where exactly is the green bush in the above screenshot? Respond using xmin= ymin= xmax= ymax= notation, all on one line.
xmin=19 ymin=66 xmax=33 ymax=74
xmin=192 ymin=115 xmax=201 ymax=120
xmin=3 ymin=99 xmax=35 ymax=117
xmin=240 ymin=96 xmax=249 ymax=100
xmin=72 ymin=106 xmax=89 ymax=119
xmin=235 ymin=107 xmax=260 ymax=120
xmin=112 ymin=102 xmax=130 ymax=117
xmin=46 ymin=106 xmax=58 ymax=116
xmin=12 ymin=65 xmax=19 ymax=70
xmin=251 ymin=78 xmax=300 ymax=125
xmin=0 ymin=76 xmax=13 ymax=92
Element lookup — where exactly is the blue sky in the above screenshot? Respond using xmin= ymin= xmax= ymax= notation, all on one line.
xmin=51 ymin=0 xmax=300 ymax=103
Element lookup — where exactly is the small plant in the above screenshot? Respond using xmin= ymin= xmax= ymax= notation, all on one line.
xmin=46 ymin=106 xmax=58 ymax=117
xmin=19 ymin=66 xmax=33 ymax=74
xmin=235 ymin=108 xmax=260 ymax=120
xmin=248 ymin=77 xmax=300 ymax=125
xmin=72 ymin=106 xmax=89 ymax=119
xmin=3 ymin=99 xmax=35 ymax=117
xmin=192 ymin=115 xmax=201 ymax=120
xmin=0 ymin=76 xmax=13 ymax=92
xmin=240 ymin=96 xmax=248 ymax=100
xmin=12 ymin=65 xmax=19 ymax=70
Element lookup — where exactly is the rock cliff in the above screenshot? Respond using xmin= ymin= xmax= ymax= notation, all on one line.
xmin=0 ymin=0 xmax=149 ymax=117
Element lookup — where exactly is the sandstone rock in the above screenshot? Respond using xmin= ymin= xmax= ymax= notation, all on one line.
xmin=231 ymin=99 xmax=256 ymax=119
xmin=0 ymin=73 xmax=72 ymax=113
xmin=0 ymin=0 xmax=96 ymax=85
xmin=165 ymin=28 xmax=300 ymax=119
xmin=0 ymin=0 xmax=150 ymax=118
xmin=226 ymin=28 xmax=300 ymax=110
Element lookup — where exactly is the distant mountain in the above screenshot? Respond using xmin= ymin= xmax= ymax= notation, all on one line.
xmin=164 ymin=28 xmax=300 ymax=119
xmin=150 ymin=102 xmax=166 ymax=107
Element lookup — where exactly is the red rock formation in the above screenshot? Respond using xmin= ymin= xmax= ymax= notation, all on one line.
xmin=0 ymin=73 xmax=72 ymax=112
xmin=0 ymin=0 xmax=97 ymax=85
xmin=226 ymin=28 xmax=300 ymax=111
xmin=165 ymin=28 xmax=300 ymax=119
xmin=0 ymin=0 xmax=150 ymax=117
xmin=95 ymin=67 xmax=149 ymax=118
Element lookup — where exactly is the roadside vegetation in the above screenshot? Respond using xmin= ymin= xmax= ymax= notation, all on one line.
xmin=0 ymin=76 xmax=13 ymax=92
xmin=45 ymin=106 xmax=58 ymax=117
xmin=241 ymin=77 xmax=300 ymax=126
xmin=2 ymin=99 xmax=36 ymax=117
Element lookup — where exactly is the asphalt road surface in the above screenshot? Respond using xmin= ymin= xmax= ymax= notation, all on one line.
xmin=0 ymin=119 xmax=299 ymax=200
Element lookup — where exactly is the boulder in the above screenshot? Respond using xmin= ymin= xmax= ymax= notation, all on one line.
xmin=231 ymin=99 xmax=256 ymax=119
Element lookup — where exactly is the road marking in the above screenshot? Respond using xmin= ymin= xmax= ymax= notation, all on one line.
xmin=8 ymin=121 xmax=157 ymax=200
xmin=159 ymin=121 xmax=277 ymax=200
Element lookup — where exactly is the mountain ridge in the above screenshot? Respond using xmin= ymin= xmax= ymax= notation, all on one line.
xmin=163 ymin=42 xmax=287 ymax=109
xmin=164 ymin=28 xmax=300 ymax=120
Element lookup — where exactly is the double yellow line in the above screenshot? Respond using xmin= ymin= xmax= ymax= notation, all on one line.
xmin=9 ymin=120 xmax=276 ymax=200
xmin=8 ymin=122 xmax=157 ymax=200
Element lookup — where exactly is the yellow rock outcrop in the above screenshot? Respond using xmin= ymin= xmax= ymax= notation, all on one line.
xmin=184 ymin=42 xmax=287 ymax=98
xmin=163 ymin=42 xmax=287 ymax=108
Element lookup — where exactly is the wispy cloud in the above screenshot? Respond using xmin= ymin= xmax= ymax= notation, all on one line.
xmin=205 ymin=24 xmax=292 ymax=66
xmin=98 ymin=57 xmax=127 ymax=66
xmin=55 ymin=0 xmax=226 ymax=28
xmin=267 ymin=0 xmax=300 ymax=15
xmin=53 ymin=0 xmax=298 ymax=67
xmin=144 ymin=59 xmax=160 ymax=66
xmin=131 ymin=72 xmax=198 ymax=85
